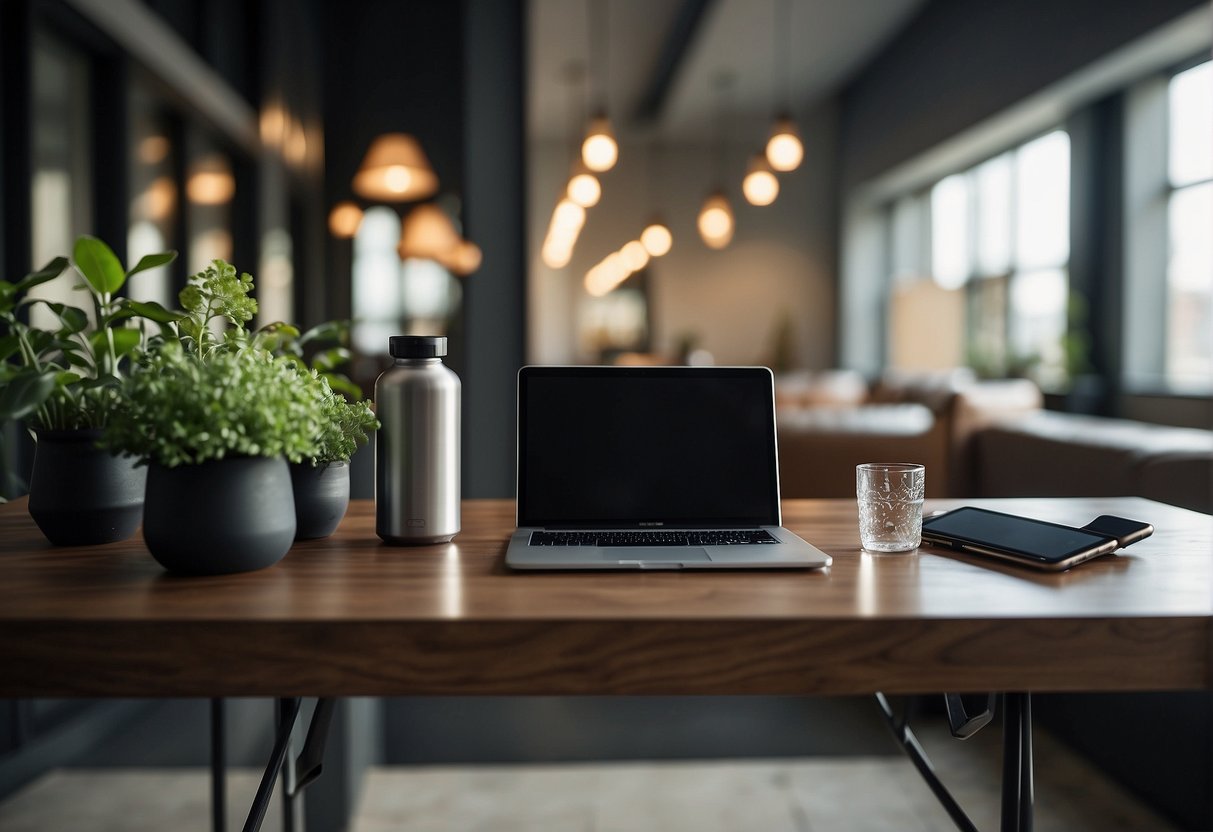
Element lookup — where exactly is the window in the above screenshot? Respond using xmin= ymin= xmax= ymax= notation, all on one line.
xmin=28 ymin=31 xmax=92 ymax=330
xmin=1165 ymin=61 xmax=1212 ymax=390
xmin=891 ymin=130 xmax=1071 ymax=387
xmin=127 ymin=80 xmax=178 ymax=308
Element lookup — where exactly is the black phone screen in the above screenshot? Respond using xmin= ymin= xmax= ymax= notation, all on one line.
xmin=922 ymin=507 xmax=1114 ymax=563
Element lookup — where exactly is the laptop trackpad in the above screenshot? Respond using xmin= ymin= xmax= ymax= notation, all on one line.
xmin=607 ymin=548 xmax=712 ymax=562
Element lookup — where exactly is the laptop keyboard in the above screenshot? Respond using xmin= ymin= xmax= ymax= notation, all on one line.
xmin=529 ymin=530 xmax=779 ymax=547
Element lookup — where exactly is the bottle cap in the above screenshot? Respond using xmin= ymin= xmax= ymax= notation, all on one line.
xmin=389 ymin=335 xmax=447 ymax=358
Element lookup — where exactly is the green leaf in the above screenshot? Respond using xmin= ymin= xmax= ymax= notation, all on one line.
xmin=0 ymin=370 xmax=57 ymax=421
xmin=111 ymin=328 xmax=141 ymax=358
xmin=122 ymin=299 xmax=183 ymax=324
xmin=28 ymin=301 xmax=88 ymax=334
xmin=54 ymin=371 xmax=82 ymax=387
xmin=312 ymin=347 xmax=352 ymax=373
xmin=126 ymin=251 xmax=177 ymax=278
xmin=73 ymin=236 xmax=125 ymax=295
xmin=299 ymin=319 xmax=348 ymax=346
xmin=89 ymin=328 xmax=141 ymax=359
xmin=323 ymin=374 xmax=363 ymax=401
xmin=14 ymin=257 xmax=70 ymax=293
xmin=0 ymin=335 xmax=18 ymax=362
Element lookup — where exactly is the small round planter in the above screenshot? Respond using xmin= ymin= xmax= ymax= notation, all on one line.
xmin=28 ymin=429 xmax=146 ymax=546
xmin=290 ymin=460 xmax=350 ymax=540
xmin=143 ymin=456 xmax=296 ymax=575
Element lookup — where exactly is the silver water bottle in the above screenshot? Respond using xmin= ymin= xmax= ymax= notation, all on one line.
xmin=375 ymin=335 xmax=461 ymax=544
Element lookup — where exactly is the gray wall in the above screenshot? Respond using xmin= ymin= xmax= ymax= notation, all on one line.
xmin=838 ymin=0 xmax=1206 ymax=190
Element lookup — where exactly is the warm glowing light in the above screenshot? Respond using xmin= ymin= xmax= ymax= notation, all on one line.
xmin=260 ymin=103 xmax=287 ymax=147
xmin=138 ymin=135 xmax=170 ymax=165
xmin=697 ymin=191 xmax=734 ymax=249
xmin=398 ymin=203 xmax=461 ymax=261
xmin=620 ymin=240 xmax=649 ymax=272
xmin=567 ymin=172 xmax=602 ymax=207
xmin=328 ymin=201 xmax=363 ymax=238
xmin=640 ymin=222 xmax=672 ymax=257
xmin=384 ymin=165 xmax=411 ymax=193
xmin=352 ymin=134 xmax=438 ymax=201
xmin=445 ymin=240 xmax=482 ymax=275
xmin=766 ymin=117 xmax=804 ymax=172
xmin=552 ymin=198 xmax=586 ymax=230
xmin=581 ymin=116 xmax=618 ymax=172
xmin=286 ymin=118 xmax=308 ymax=166
xmin=187 ymin=157 xmax=235 ymax=205
xmin=742 ymin=155 xmax=780 ymax=206
xmin=543 ymin=241 xmax=574 ymax=269
xmin=137 ymin=177 xmax=176 ymax=222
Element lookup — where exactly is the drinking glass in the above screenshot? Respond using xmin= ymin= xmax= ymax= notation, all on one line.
xmin=856 ymin=463 xmax=925 ymax=552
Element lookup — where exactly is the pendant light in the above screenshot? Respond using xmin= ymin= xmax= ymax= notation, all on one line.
xmin=640 ymin=142 xmax=673 ymax=257
xmin=352 ymin=133 xmax=438 ymax=202
xmin=697 ymin=191 xmax=734 ymax=249
xmin=581 ymin=0 xmax=618 ymax=173
xmin=581 ymin=116 xmax=618 ymax=172
xmin=742 ymin=154 xmax=780 ymax=206
xmin=567 ymin=167 xmax=602 ymax=207
xmin=398 ymin=203 xmax=460 ymax=261
xmin=764 ymin=0 xmax=803 ymax=173
xmin=640 ymin=221 xmax=672 ymax=257
xmin=699 ymin=75 xmax=735 ymax=250
xmin=328 ymin=201 xmax=364 ymax=238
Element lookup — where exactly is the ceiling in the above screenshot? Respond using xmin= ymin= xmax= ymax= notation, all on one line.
xmin=528 ymin=0 xmax=928 ymax=141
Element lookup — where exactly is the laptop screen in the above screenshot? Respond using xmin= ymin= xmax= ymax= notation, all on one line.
xmin=517 ymin=366 xmax=780 ymax=528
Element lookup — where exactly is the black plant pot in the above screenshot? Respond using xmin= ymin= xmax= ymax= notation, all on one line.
xmin=28 ymin=429 xmax=146 ymax=546
xmin=290 ymin=460 xmax=350 ymax=540
xmin=143 ymin=456 xmax=296 ymax=575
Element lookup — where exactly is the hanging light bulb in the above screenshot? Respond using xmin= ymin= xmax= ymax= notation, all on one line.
xmin=742 ymin=154 xmax=780 ymax=206
xmin=352 ymin=133 xmax=439 ymax=202
xmin=328 ymin=201 xmax=364 ymax=238
xmin=697 ymin=191 xmax=734 ymax=249
xmin=640 ymin=221 xmax=672 ymax=257
xmin=765 ymin=116 xmax=803 ymax=172
xmin=581 ymin=115 xmax=618 ymax=172
xmin=567 ymin=170 xmax=602 ymax=207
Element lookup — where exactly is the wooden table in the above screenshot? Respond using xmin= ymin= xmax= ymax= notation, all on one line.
xmin=2 ymin=496 xmax=1210 ymax=698
xmin=2 ymin=496 xmax=1210 ymax=832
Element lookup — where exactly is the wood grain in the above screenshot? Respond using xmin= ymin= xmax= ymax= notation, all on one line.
xmin=1 ymin=496 xmax=1210 ymax=696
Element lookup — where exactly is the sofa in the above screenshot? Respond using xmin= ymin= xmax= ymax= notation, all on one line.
xmin=776 ymin=369 xmax=1213 ymax=514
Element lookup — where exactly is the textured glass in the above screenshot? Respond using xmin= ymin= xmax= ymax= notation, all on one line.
xmin=857 ymin=463 xmax=925 ymax=553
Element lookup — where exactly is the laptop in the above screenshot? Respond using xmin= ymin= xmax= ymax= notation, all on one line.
xmin=504 ymin=365 xmax=832 ymax=570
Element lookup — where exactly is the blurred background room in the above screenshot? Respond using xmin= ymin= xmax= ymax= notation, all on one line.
xmin=1 ymin=0 xmax=1210 ymax=829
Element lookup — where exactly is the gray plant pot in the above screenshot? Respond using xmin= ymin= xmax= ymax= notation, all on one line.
xmin=28 ymin=429 xmax=146 ymax=546
xmin=143 ymin=456 xmax=296 ymax=574
xmin=290 ymin=460 xmax=350 ymax=540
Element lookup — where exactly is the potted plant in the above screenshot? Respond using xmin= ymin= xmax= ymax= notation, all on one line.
xmin=256 ymin=319 xmax=378 ymax=539
xmin=0 ymin=237 xmax=176 ymax=544
xmin=102 ymin=259 xmax=327 ymax=573
xmin=290 ymin=374 xmax=378 ymax=539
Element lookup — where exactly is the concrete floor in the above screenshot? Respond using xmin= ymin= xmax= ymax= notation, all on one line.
xmin=0 ymin=721 xmax=1176 ymax=831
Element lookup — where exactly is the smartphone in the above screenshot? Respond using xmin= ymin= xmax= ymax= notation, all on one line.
xmin=921 ymin=507 xmax=1135 ymax=571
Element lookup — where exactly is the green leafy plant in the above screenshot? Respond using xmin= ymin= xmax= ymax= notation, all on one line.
xmin=0 ymin=238 xmax=177 ymax=430
xmin=103 ymin=341 xmax=323 ymax=468
xmin=102 ymin=258 xmax=378 ymax=469
xmin=309 ymin=374 xmax=379 ymax=464
xmin=257 ymin=318 xmax=363 ymax=401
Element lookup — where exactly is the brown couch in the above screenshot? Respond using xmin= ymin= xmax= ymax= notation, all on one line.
xmin=776 ymin=370 xmax=1212 ymax=513
xmin=776 ymin=370 xmax=1041 ymax=499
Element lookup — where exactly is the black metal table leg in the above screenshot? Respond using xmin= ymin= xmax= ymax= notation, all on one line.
xmin=278 ymin=698 xmax=301 ymax=832
xmin=241 ymin=697 xmax=301 ymax=832
xmin=211 ymin=698 xmax=226 ymax=832
xmin=1000 ymin=693 xmax=1034 ymax=832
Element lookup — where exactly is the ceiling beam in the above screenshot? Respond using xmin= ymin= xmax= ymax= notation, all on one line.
xmin=631 ymin=0 xmax=716 ymax=127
